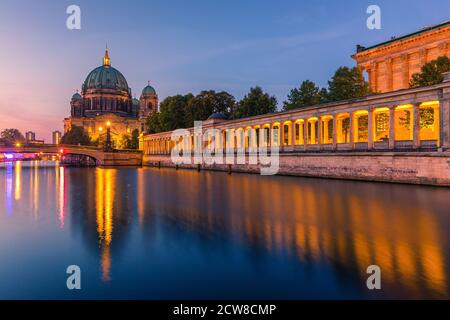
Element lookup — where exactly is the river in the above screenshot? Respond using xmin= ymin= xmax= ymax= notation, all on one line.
xmin=0 ymin=160 xmax=448 ymax=299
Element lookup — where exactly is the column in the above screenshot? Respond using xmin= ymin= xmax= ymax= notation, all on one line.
xmin=332 ymin=115 xmax=337 ymax=150
xmin=318 ymin=117 xmax=323 ymax=149
xmin=389 ymin=106 xmax=395 ymax=150
xmin=310 ymin=120 xmax=316 ymax=144
xmin=419 ymin=48 xmax=427 ymax=67
xmin=349 ymin=112 xmax=354 ymax=148
xmin=413 ymin=103 xmax=420 ymax=149
xmin=303 ymin=120 xmax=308 ymax=151
xmin=440 ymin=100 xmax=450 ymax=150
xmin=370 ymin=62 xmax=378 ymax=92
xmin=323 ymin=119 xmax=329 ymax=143
xmin=290 ymin=121 xmax=296 ymax=147
xmin=402 ymin=54 xmax=410 ymax=89
xmin=368 ymin=108 xmax=374 ymax=150
xmin=386 ymin=58 xmax=393 ymax=92
xmin=281 ymin=123 xmax=285 ymax=148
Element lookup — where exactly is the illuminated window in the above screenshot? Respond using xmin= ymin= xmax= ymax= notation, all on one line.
xmin=394 ymin=105 xmax=413 ymax=141
xmin=374 ymin=108 xmax=390 ymax=142
xmin=354 ymin=111 xmax=368 ymax=142
xmin=419 ymin=101 xmax=440 ymax=142
xmin=337 ymin=113 xmax=350 ymax=143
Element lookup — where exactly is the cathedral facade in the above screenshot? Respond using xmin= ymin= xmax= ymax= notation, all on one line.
xmin=64 ymin=49 xmax=158 ymax=147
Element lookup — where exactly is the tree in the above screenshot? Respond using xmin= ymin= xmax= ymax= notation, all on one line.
xmin=128 ymin=129 xmax=140 ymax=149
xmin=185 ymin=90 xmax=235 ymax=127
xmin=0 ymin=128 xmax=25 ymax=145
xmin=410 ymin=56 xmax=450 ymax=88
xmin=327 ymin=66 xmax=371 ymax=102
xmin=232 ymin=86 xmax=277 ymax=119
xmin=158 ymin=94 xmax=194 ymax=131
xmin=283 ymin=80 xmax=326 ymax=111
xmin=146 ymin=112 xmax=163 ymax=134
xmin=60 ymin=126 xmax=91 ymax=146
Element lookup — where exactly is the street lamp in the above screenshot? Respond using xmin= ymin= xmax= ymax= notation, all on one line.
xmin=104 ymin=121 xmax=113 ymax=152
xmin=15 ymin=142 xmax=21 ymax=147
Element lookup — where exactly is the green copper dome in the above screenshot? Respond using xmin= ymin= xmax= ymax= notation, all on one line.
xmin=132 ymin=98 xmax=140 ymax=105
xmin=72 ymin=92 xmax=82 ymax=100
xmin=142 ymin=84 xmax=156 ymax=96
xmin=83 ymin=65 xmax=130 ymax=92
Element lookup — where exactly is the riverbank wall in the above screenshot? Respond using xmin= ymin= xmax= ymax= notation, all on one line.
xmin=143 ymin=152 xmax=450 ymax=186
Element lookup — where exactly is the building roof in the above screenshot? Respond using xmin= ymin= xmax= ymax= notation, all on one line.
xmin=141 ymin=83 xmax=156 ymax=96
xmin=356 ymin=20 xmax=450 ymax=53
xmin=207 ymin=112 xmax=228 ymax=120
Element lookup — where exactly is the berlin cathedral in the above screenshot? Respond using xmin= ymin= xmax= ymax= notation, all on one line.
xmin=64 ymin=48 xmax=158 ymax=147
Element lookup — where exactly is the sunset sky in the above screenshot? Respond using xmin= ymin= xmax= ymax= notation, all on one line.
xmin=0 ymin=0 xmax=449 ymax=141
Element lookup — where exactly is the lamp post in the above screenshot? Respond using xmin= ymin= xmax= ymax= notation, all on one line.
xmin=104 ymin=121 xmax=113 ymax=152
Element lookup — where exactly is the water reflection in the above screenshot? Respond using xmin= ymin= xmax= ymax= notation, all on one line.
xmin=0 ymin=162 xmax=449 ymax=299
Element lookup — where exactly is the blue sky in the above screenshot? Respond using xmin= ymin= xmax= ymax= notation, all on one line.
xmin=0 ymin=0 xmax=449 ymax=140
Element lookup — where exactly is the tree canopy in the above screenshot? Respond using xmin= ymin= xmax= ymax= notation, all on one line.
xmin=283 ymin=80 xmax=327 ymax=111
xmin=60 ymin=126 xmax=91 ymax=146
xmin=185 ymin=90 xmax=235 ymax=127
xmin=232 ymin=86 xmax=277 ymax=119
xmin=146 ymin=90 xmax=237 ymax=133
xmin=0 ymin=128 xmax=25 ymax=145
xmin=326 ymin=66 xmax=371 ymax=102
xmin=410 ymin=56 xmax=450 ymax=88
xmin=158 ymin=94 xmax=194 ymax=131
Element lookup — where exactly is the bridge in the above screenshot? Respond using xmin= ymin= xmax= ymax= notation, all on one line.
xmin=0 ymin=144 xmax=142 ymax=166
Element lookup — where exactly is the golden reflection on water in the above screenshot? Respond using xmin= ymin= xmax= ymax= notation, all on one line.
xmin=95 ymin=168 xmax=115 ymax=282
xmin=14 ymin=161 xmax=21 ymax=201
xmin=149 ymin=169 xmax=448 ymax=297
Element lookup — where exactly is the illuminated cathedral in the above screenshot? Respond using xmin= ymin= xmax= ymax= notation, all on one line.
xmin=64 ymin=49 xmax=158 ymax=147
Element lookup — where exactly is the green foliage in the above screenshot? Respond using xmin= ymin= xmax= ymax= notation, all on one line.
xmin=159 ymin=94 xmax=194 ymax=131
xmin=327 ymin=66 xmax=371 ymax=102
xmin=117 ymin=131 xmax=139 ymax=150
xmin=185 ymin=90 xmax=235 ymax=127
xmin=60 ymin=126 xmax=91 ymax=146
xmin=283 ymin=80 xmax=326 ymax=111
xmin=232 ymin=86 xmax=277 ymax=119
xmin=146 ymin=112 xmax=163 ymax=134
xmin=410 ymin=56 xmax=450 ymax=88
xmin=146 ymin=91 xmax=237 ymax=133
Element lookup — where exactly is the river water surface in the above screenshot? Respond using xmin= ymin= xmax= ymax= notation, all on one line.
xmin=0 ymin=160 xmax=449 ymax=299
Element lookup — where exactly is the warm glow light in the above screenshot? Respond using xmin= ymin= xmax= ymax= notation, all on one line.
xmin=99 ymin=127 xmax=103 ymax=132
xmin=420 ymin=101 xmax=439 ymax=107
xmin=106 ymin=121 xmax=111 ymax=127
xmin=15 ymin=143 xmax=21 ymax=147
xmin=59 ymin=148 xmax=64 ymax=154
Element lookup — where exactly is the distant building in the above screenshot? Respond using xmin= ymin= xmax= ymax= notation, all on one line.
xmin=353 ymin=20 xmax=450 ymax=93
xmin=52 ymin=130 xmax=62 ymax=145
xmin=25 ymin=131 xmax=36 ymax=141
xmin=64 ymin=48 xmax=158 ymax=148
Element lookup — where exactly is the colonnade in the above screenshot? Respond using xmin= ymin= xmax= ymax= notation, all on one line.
xmin=143 ymin=100 xmax=442 ymax=155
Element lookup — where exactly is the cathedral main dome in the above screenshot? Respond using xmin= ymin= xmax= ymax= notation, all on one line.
xmin=83 ymin=65 xmax=129 ymax=92
xmin=81 ymin=48 xmax=131 ymax=95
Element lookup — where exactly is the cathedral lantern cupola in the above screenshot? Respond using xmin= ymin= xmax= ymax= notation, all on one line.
xmin=103 ymin=46 xmax=111 ymax=67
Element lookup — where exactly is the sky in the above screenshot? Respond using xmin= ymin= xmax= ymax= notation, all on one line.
xmin=0 ymin=0 xmax=449 ymax=141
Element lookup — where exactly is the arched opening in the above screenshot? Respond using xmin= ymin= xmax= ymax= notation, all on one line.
xmin=60 ymin=153 xmax=98 ymax=167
